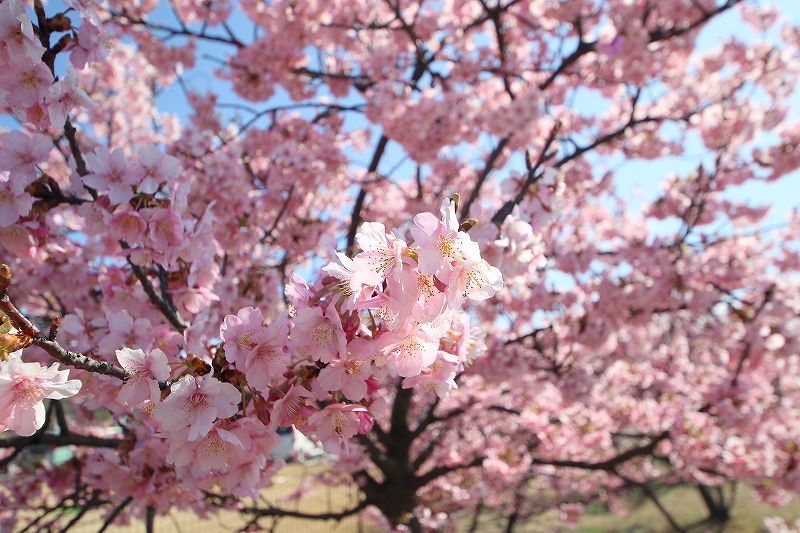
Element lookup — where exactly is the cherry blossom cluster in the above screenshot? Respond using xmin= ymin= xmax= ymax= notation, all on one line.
xmin=0 ymin=198 xmax=502 ymax=497
xmin=2 ymin=0 xmax=800 ymax=530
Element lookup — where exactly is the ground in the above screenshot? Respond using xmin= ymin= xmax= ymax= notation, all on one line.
xmin=39 ymin=464 xmax=800 ymax=532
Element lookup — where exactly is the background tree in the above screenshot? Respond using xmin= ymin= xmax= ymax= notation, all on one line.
xmin=1 ymin=0 xmax=800 ymax=531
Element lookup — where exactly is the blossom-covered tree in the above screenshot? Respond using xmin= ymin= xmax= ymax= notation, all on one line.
xmin=1 ymin=0 xmax=800 ymax=531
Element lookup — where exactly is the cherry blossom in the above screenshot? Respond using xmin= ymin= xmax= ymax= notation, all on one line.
xmin=84 ymin=147 xmax=136 ymax=204
xmin=154 ymin=374 xmax=241 ymax=441
xmin=0 ymin=180 xmax=34 ymax=227
xmin=0 ymin=131 xmax=51 ymax=189
xmin=0 ymin=358 xmax=81 ymax=436
xmin=0 ymin=0 xmax=799 ymax=530
xmin=115 ymin=347 xmax=170 ymax=406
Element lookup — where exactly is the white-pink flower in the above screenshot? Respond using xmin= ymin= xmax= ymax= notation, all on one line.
xmin=0 ymin=358 xmax=81 ymax=436
xmin=84 ymin=147 xmax=136 ymax=204
xmin=410 ymin=198 xmax=481 ymax=277
xmin=45 ymin=68 xmax=94 ymax=128
xmin=242 ymin=315 xmax=289 ymax=391
xmin=154 ymin=373 xmax=241 ymax=441
xmin=308 ymin=403 xmax=367 ymax=454
xmin=0 ymin=56 xmax=53 ymax=108
xmin=291 ymin=305 xmax=347 ymax=363
xmin=98 ymin=310 xmax=152 ymax=355
xmin=130 ymin=145 xmax=181 ymax=194
xmin=0 ymin=131 xmax=50 ymax=190
xmin=165 ymin=420 xmax=245 ymax=474
xmin=447 ymin=258 xmax=504 ymax=305
xmin=317 ymin=349 xmax=372 ymax=401
xmin=0 ymin=180 xmax=34 ymax=227
xmin=381 ymin=324 xmax=438 ymax=378
xmin=116 ymin=348 xmax=170 ymax=406
xmin=322 ymin=252 xmax=366 ymax=310
xmin=143 ymin=207 xmax=184 ymax=251
xmin=219 ymin=306 xmax=265 ymax=368
xmin=351 ymin=221 xmax=406 ymax=285
xmin=0 ymin=0 xmax=44 ymax=60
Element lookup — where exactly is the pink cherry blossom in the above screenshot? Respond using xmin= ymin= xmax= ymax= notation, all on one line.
xmin=98 ymin=310 xmax=153 ymax=354
xmin=411 ymin=198 xmax=482 ymax=277
xmin=68 ymin=20 xmax=107 ymax=69
xmin=154 ymin=374 xmax=240 ymax=441
xmin=110 ymin=209 xmax=148 ymax=243
xmin=143 ymin=207 xmax=184 ymax=251
xmin=382 ymin=323 xmax=439 ymax=377
xmin=0 ymin=0 xmax=43 ymax=60
xmin=322 ymin=252 xmax=366 ymax=309
xmin=307 ymin=403 xmax=367 ymax=453
xmin=268 ymin=384 xmax=313 ymax=430
xmin=84 ymin=147 xmax=136 ymax=204
xmin=242 ymin=315 xmax=289 ymax=390
xmin=165 ymin=420 xmax=245 ymax=474
xmin=0 ymin=180 xmax=34 ymax=227
xmin=291 ymin=305 xmax=347 ymax=363
xmin=45 ymin=69 xmax=94 ymax=128
xmin=219 ymin=306 xmax=265 ymax=367
xmin=351 ymin=221 xmax=406 ymax=284
xmin=0 ymin=224 xmax=35 ymax=257
xmin=0 ymin=56 xmax=53 ymax=108
xmin=130 ymin=145 xmax=181 ymax=194
xmin=116 ymin=348 xmax=170 ymax=406
xmin=0 ymin=131 xmax=51 ymax=190
xmin=0 ymin=358 xmax=81 ymax=436
xmin=317 ymin=350 xmax=372 ymax=401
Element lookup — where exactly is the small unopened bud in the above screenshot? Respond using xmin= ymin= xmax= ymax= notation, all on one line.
xmin=403 ymin=248 xmax=419 ymax=263
xmin=185 ymin=353 xmax=212 ymax=375
xmin=48 ymin=316 xmax=62 ymax=341
xmin=0 ymin=333 xmax=32 ymax=361
xmin=459 ymin=218 xmax=479 ymax=232
xmin=0 ymin=264 xmax=11 ymax=292
xmin=47 ymin=13 xmax=72 ymax=31
xmin=733 ymin=304 xmax=755 ymax=322
xmin=450 ymin=193 xmax=461 ymax=212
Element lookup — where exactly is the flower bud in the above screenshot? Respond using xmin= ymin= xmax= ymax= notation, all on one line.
xmin=450 ymin=192 xmax=460 ymax=212
xmin=0 ymin=264 xmax=11 ymax=292
xmin=0 ymin=333 xmax=32 ymax=361
xmin=458 ymin=218 xmax=478 ymax=233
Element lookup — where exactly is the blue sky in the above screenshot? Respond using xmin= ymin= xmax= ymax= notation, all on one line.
xmin=8 ymin=1 xmax=800 ymax=240
xmin=143 ymin=1 xmax=800 ymax=232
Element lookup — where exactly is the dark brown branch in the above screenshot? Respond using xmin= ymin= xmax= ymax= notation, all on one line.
xmin=413 ymin=456 xmax=484 ymax=486
xmin=345 ymin=134 xmax=389 ymax=251
xmin=531 ymin=431 xmax=668 ymax=471
xmin=123 ymin=252 xmax=187 ymax=332
xmin=107 ymin=10 xmax=244 ymax=47
xmin=57 ymin=490 xmax=102 ymax=533
xmin=0 ymin=291 xmax=129 ymax=381
xmin=492 ymin=121 xmax=560 ymax=225
xmin=617 ymin=475 xmax=686 ymax=532
xmin=538 ymin=0 xmax=741 ymax=90
xmin=461 ymin=137 xmax=509 ymax=221
xmin=97 ymin=496 xmax=134 ymax=533
xmin=0 ymin=432 xmax=122 ymax=449
xmin=237 ymin=497 xmax=371 ymax=520
xmin=145 ymin=506 xmax=156 ymax=533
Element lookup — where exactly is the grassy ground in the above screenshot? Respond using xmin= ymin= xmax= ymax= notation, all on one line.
xmin=472 ymin=484 xmax=800 ymax=532
xmin=25 ymin=465 xmax=800 ymax=532
xmin=60 ymin=463 xmax=379 ymax=533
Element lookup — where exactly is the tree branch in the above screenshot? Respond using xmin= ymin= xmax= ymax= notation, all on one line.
xmin=345 ymin=135 xmax=389 ymax=251
xmin=0 ymin=289 xmax=129 ymax=381
xmin=461 ymin=137 xmax=509 ymax=221
xmin=122 ymin=251 xmax=187 ymax=332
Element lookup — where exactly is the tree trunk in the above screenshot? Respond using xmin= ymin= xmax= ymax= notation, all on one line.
xmin=697 ymin=485 xmax=731 ymax=523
